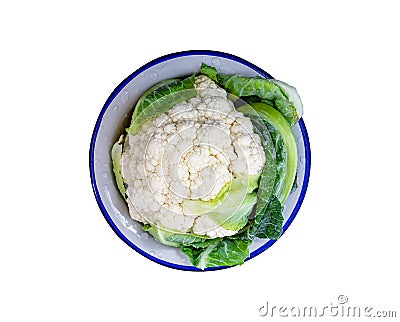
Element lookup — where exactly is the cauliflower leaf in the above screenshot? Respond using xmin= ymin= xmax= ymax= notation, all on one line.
xmin=126 ymin=75 xmax=197 ymax=135
xmin=181 ymin=238 xmax=251 ymax=270
xmin=236 ymin=104 xmax=276 ymax=216
xmin=201 ymin=64 xmax=302 ymax=126
xmin=251 ymin=103 xmax=298 ymax=204
xmin=182 ymin=175 xmax=259 ymax=232
xmin=111 ymin=135 xmax=126 ymax=197
xmin=247 ymin=195 xmax=284 ymax=240
xmin=142 ymin=225 xmax=210 ymax=248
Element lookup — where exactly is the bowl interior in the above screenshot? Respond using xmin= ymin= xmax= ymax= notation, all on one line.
xmin=90 ymin=53 xmax=309 ymax=270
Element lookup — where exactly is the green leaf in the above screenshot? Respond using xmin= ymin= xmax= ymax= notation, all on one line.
xmin=222 ymin=75 xmax=298 ymax=126
xmin=201 ymin=64 xmax=302 ymax=126
xmin=142 ymin=224 xmax=210 ymax=248
xmin=181 ymin=238 xmax=251 ymax=269
xmin=180 ymin=246 xmax=205 ymax=267
xmin=126 ymin=75 xmax=197 ymax=135
xmin=270 ymin=79 xmax=303 ymax=121
xmin=264 ymin=121 xmax=288 ymax=202
xmin=248 ymin=195 xmax=284 ymax=240
xmin=200 ymin=63 xmax=217 ymax=81
xmin=182 ymin=176 xmax=259 ymax=232
xmin=214 ymin=192 xmax=256 ymax=231
xmin=290 ymin=172 xmax=298 ymax=194
xmin=133 ymin=78 xmax=181 ymax=118
xmin=111 ymin=135 xmax=126 ymax=197
xmin=142 ymin=224 xmax=251 ymax=269
xmin=236 ymin=104 xmax=276 ymax=216
xmin=251 ymin=103 xmax=298 ymax=204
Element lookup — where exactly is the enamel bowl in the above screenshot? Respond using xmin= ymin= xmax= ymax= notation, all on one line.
xmin=89 ymin=50 xmax=311 ymax=271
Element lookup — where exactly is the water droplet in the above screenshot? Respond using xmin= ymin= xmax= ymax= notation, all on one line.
xmin=112 ymin=105 xmax=118 ymax=112
xmin=135 ymin=88 xmax=140 ymax=93
xmin=150 ymin=72 xmax=158 ymax=81
xmin=158 ymin=62 xmax=168 ymax=69
xmin=150 ymin=251 xmax=155 ymax=256
xmin=94 ymin=159 xmax=100 ymax=165
xmin=211 ymin=57 xmax=221 ymax=66
xmin=103 ymin=134 xmax=109 ymax=140
xmin=141 ymin=232 xmax=148 ymax=240
xmin=103 ymin=185 xmax=109 ymax=192
xmin=103 ymin=172 xmax=108 ymax=179
xmin=300 ymin=156 xmax=306 ymax=164
xmin=121 ymin=91 xmax=129 ymax=104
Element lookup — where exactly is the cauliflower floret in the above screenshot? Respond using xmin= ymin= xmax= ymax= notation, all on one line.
xmin=121 ymin=75 xmax=266 ymax=237
xmin=192 ymin=215 xmax=237 ymax=238
xmin=194 ymin=75 xmax=225 ymax=99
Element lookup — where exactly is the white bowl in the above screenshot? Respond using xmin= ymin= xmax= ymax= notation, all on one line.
xmin=89 ymin=50 xmax=311 ymax=271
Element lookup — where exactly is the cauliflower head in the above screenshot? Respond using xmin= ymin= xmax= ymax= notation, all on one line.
xmin=120 ymin=75 xmax=266 ymax=238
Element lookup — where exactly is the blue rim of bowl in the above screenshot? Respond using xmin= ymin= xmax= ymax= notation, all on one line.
xmin=89 ymin=50 xmax=311 ymax=271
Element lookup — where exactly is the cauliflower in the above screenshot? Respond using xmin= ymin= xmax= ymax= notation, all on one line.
xmin=108 ymin=63 xmax=305 ymax=269
xmin=120 ymin=75 xmax=266 ymax=238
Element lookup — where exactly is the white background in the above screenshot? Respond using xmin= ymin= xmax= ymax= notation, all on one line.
xmin=1 ymin=0 xmax=399 ymax=321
